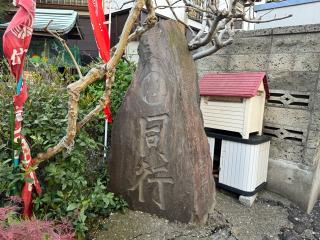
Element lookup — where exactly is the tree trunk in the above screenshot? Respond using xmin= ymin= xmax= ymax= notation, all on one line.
xmin=109 ymin=20 xmax=215 ymax=224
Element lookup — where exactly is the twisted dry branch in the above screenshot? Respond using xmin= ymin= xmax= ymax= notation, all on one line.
xmin=33 ymin=0 xmax=156 ymax=165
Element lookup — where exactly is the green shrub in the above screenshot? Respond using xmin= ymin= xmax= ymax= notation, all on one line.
xmin=110 ymin=60 xmax=135 ymax=115
xmin=0 ymin=59 xmax=135 ymax=238
xmin=0 ymin=0 xmax=10 ymax=22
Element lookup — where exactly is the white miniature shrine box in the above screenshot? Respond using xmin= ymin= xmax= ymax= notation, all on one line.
xmin=200 ymin=72 xmax=269 ymax=139
xmin=206 ymin=129 xmax=271 ymax=196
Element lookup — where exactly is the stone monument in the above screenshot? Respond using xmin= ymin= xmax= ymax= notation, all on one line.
xmin=109 ymin=20 xmax=215 ymax=223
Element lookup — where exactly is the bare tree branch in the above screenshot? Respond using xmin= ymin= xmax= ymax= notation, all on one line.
xmin=192 ymin=19 xmax=234 ymax=60
xmin=33 ymin=0 xmax=148 ymax=165
xmin=241 ymin=14 xmax=293 ymax=23
xmin=45 ymin=20 xmax=83 ymax=79
xmin=184 ymin=0 xmax=212 ymax=14
xmin=76 ymin=92 xmax=109 ymax=130
xmin=145 ymin=0 xmax=157 ymax=24
xmin=188 ymin=12 xmax=226 ymax=50
xmin=120 ymin=0 xmax=135 ymax=9
xmin=187 ymin=0 xmax=292 ymax=60
xmin=164 ymin=0 xmax=195 ymax=36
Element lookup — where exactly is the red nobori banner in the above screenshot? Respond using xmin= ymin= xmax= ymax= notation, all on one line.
xmin=3 ymin=0 xmax=41 ymax=218
xmin=88 ymin=0 xmax=111 ymax=63
xmin=88 ymin=0 xmax=112 ymax=123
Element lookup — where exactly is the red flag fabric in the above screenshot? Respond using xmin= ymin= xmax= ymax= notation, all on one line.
xmin=88 ymin=0 xmax=112 ymax=123
xmin=88 ymin=0 xmax=110 ymax=63
xmin=104 ymin=105 xmax=113 ymax=123
xmin=3 ymin=0 xmax=35 ymax=80
xmin=3 ymin=0 xmax=41 ymax=218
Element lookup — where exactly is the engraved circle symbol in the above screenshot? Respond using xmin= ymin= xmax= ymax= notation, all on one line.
xmin=141 ymin=71 xmax=167 ymax=105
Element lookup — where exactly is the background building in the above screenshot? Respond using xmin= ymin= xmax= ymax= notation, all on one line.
xmin=254 ymin=0 xmax=320 ymax=29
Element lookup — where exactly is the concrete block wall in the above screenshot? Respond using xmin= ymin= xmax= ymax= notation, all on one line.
xmin=197 ymin=24 xmax=320 ymax=212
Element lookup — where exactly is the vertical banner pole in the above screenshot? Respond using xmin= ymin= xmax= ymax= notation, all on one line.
xmin=88 ymin=0 xmax=112 ymax=160
xmin=104 ymin=0 xmax=112 ymax=160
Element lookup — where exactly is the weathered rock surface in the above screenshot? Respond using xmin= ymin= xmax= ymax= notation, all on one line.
xmin=109 ymin=20 xmax=215 ymax=224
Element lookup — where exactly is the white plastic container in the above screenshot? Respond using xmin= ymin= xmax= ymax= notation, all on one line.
xmin=206 ymin=130 xmax=271 ymax=196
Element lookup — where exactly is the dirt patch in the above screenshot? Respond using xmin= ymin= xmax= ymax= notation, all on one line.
xmin=278 ymin=202 xmax=320 ymax=240
xmin=89 ymin=209 xmax=235 ymax=240
xmin=215 ymin=190 xmax=292 ymax=240
xmin=89 ymin=189 xmax=320 ymax=240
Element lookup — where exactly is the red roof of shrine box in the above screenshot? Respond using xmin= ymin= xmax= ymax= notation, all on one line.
xmin=199 ymin=72 xmax=269 ymax=98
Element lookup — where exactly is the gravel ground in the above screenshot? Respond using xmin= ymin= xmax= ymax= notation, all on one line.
xmin=89 ymin=189 xmax=320 ymax=240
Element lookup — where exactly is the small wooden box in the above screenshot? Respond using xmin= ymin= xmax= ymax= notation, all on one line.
xmin=200 ymin=72 xmax=269 ymax=139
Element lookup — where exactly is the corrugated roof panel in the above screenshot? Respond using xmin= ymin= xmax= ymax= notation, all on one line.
xmin=199 ymin=72 xmax=269 ymax=98
xmin=0 ymin=8 xmax=78 ymax=35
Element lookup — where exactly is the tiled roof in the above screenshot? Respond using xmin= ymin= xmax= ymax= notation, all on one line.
xmin=199 ymin=72 xmax=269 ymax=98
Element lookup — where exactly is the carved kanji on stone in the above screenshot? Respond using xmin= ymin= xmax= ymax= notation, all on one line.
xmin=129 ymin=114 xmax=173 ymax=210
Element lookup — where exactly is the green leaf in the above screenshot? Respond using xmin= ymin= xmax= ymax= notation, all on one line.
xmin=57 ymin=191 xmax=64 ymax=198
xmin=66 ymin=203 xmax=79 ymax=211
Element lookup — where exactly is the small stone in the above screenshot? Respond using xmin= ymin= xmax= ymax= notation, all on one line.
xmin=239 ymin=194 xmax=257 ymax=207
xmin=100 ymin=223 xmax=108 ymax=230
xmin=301 ymin=229 xmax=314 ymax=239
xmin=313 ymin=221 xmax=320 ymax=232
xmin=314 ymin=232 xmax=320 ymax=240
xmin=279 ymin=230 xmax=301 ymax=240
xmin=262 ymin=235 xmax=272 ymax=240
xmin=293 ymin=222 xmax=307 ymax=234
xmin=288 ymin=215 xmax=301 ymax=224
xmin=227 ymin=236 xmax=238 ymax=240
